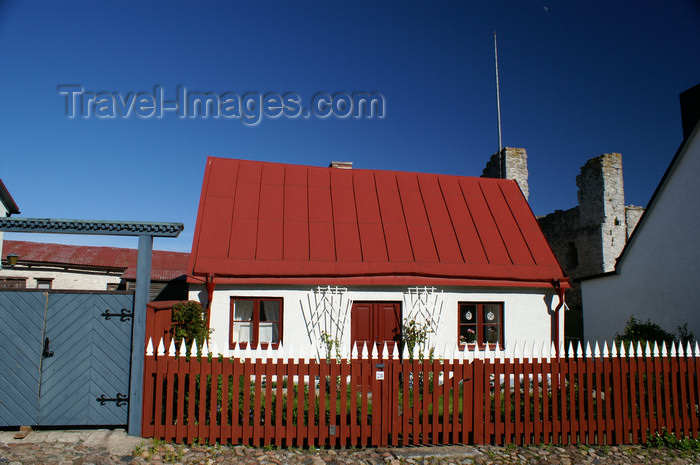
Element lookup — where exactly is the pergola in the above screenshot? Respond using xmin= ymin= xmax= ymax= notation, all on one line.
xmin=0 ymin=217 xmax=184 ymax=436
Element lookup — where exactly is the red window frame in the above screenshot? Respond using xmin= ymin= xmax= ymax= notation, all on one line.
xmin=229 ymin=297 xmax=283 ymax=349
xmin=458 ymin=302 xmax=504 ymax=348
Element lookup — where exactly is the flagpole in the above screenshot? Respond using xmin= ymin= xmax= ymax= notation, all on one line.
xmin=494 ymin=31 xmax=503 ymax=177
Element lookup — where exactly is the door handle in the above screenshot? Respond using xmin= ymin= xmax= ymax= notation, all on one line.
xmin=43 ymin=337 xmax=54 ymax=358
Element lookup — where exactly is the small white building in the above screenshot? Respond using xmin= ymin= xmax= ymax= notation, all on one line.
xmin=188 ymin=158 xmax=569 ymax=358
xmin=0 ymin=240 xmax=190 ymax=301
xmin=582 ymin=84 xmax=700 ymax=342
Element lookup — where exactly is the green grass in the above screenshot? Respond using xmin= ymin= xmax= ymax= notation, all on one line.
xmin=647 ymin=431 xmax=700 ymax=450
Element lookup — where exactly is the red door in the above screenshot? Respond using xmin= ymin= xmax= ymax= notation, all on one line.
xmin=351 ymin=301 xmax=401 ymax=354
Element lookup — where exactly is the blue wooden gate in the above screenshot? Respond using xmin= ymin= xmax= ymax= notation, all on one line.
xmin=0 ymin=290 xmax=134 ymax=427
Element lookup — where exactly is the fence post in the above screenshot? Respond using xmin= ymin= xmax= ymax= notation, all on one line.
xmin=640 ymin=343 xmax=653 ymax=438
xmin=565 ymin=343 xmax=576 ymax=445
xmin=154 ymin=339 xmax=167 ymax=440
xmin=611 ymin=342 xmax=624 ymax=444
xmin=128 ymin=234 xmax=153 ymax=436
xmin=550 ymin=342 xmax=560 ymax=445
xmin=687 ymin=342 xmax=699 ymax=437
xmin=513 ymin=343 xmax=524 ymax=445
xmin=141 ymin=338 xmax=156 ymax=438
xmin=389 ymin=343 xmax=400 ymax=446
xmin=637 ymin=342 xmax=651 ymax=442
xmin=670 ymin=343 xmax=683 ymax=439
xmin=473 ymin=348 xmax=484 ymax=444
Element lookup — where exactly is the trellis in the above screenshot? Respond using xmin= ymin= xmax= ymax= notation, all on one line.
xmin=402 ymin=286 xmax=443 ymax=353
xmin=300 ymin=286 xmax=351 ymax=359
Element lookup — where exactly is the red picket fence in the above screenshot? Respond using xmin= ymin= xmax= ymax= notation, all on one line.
xmin=142 ymin=341 xmax=700 ymax=447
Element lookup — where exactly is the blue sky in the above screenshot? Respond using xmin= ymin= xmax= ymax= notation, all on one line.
xmin=1 ymin=0 xmax=699 ymax=252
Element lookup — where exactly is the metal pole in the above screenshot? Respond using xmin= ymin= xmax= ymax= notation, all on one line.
xmin=128 ymin=234 xmax=153 ymax=436
xmin=494 ymin=31 xmax=503 ymax=177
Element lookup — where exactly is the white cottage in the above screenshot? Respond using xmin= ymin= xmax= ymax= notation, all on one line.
xmin=188 ymin=158 xmax=569 ymax=358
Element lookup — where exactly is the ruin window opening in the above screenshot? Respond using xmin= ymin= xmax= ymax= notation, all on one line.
xmin=566 ymin=242 xmax=579 ymax=269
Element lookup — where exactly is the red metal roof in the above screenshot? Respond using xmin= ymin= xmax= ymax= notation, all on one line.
xmin=189 ymin=157 xmax=568 ymax=287
xmin=3 ymin=240 xmax=189 ymax=281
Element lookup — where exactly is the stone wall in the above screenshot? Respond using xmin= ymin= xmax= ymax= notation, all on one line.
xmin=482 ymin=149 xmax=644 ymax=341
xmin=575 ymin=153 xmax=627 ymax=274
xmin=625 ymin=206 xmax=644 ymax=240
xmin=538 ymin=153 xmax=643 ymax=340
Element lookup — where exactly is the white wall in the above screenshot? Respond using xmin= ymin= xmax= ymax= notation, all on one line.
xmin=189 ymin=284 xmax=561 ymax=358
xmin=582 ymin=126 xmax=700 ymax=342
xmin=0 ymin=267 xmax=121 ymax=290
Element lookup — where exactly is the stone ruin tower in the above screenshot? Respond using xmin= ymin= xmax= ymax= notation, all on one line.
xmin=574 ymin=153 xmax=629 ymax=276
xmin=482 ymin=149 xmax=643 ymax=341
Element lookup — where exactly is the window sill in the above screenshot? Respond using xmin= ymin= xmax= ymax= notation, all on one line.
xmin=458 ymin=343 xmax=504 ymax=351
xmin=229 ymin=342 xmax=281 ymax=350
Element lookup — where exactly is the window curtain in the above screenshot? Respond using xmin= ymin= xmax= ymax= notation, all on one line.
xmin=259 ymin=301 xmax=280 ymax=343
xmin=483 ymin=303 xmax=501 ymax=343
xmin=233 ymin=300 xmax=254 ymax=343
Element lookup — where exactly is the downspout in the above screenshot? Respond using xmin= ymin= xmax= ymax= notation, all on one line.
xmin=551 ymin=279 xmax=566 ymax=355
xmin=204 ymin=274 xmax=215 ymax=328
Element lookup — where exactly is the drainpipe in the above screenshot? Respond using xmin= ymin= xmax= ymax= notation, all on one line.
xmin=205 ymin=274 xmax=215 ymax=328
xmin=551 ymin=279 xmax=566 ymax=355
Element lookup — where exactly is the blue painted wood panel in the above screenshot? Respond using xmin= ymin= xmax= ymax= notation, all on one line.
xmin=39 ymin=293 xmax=134 ymax=426
xmin=0 ymin=291 xmax=134 ymax=427
xmin=0 ymin=291 xmax=46 ymax=426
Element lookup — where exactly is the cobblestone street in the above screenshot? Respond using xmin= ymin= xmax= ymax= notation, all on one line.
xmin=2 ymin=430 xmax=700 ymax=464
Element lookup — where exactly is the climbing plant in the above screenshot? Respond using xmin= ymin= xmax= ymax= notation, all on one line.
xmin=401 ymin=318 xmax=434 ymax=361
xmin=319 ymin=331 xmax=341 ymax=362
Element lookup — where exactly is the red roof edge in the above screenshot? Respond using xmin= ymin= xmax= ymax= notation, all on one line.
xmin=0 ymin=179 xmax=20 ymax=215
xmin=187 ymin=274 xmax=570 ymax=289
xmin=187 ymin=157 xmax=215 ymax=280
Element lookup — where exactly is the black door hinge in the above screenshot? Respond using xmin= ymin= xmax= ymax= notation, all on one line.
xmin=96 ymin=393 xmax=129 ymax=407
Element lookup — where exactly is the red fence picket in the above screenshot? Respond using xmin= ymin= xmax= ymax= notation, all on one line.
xmin=142 ymin=340 xmax=700 ymax=447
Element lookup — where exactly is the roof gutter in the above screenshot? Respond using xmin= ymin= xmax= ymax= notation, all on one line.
xmin=551 ymin=278 xmax=566 ymax=355
xmin=204 ymin=274 xmax=216 ymax=327
xmin=188 ymin=272 xmax=571 ymax=289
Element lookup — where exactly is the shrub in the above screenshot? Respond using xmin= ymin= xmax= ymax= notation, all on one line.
xmin=172 ymin=301 xmax=212 ymax=352
xmin=615 ymin=315 xmax=694 ymax=351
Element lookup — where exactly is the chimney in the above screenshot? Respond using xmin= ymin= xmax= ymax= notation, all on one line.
xmin=481 ymin=147 xmax=529 ymax=200
xmin=329 ymin=161 xmax=353 ymax=169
